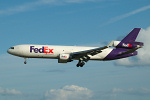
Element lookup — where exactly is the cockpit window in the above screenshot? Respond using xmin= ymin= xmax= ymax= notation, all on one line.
xmin=10 ymin=47 xmax=14 ymax=49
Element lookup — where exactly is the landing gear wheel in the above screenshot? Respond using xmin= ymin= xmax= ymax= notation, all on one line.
xmin=76 ymin=61 xmax=85 ymax=67
xmin=80 ymin=62 xmax=85 ymax=67
xmin=24 ymin=61 xmax=27 ymax=64
xmin=76 ymin=64 xmax=80 ymax=67
xmin=24 ymin=58 xmax=27 ymax=64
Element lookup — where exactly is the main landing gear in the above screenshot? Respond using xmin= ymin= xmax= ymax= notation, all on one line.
xmin=76 ymin=60 xmax=85 ymax=67
xmin=24 ymin=58 xmax=27 ymax=64
xmin=76 ymin=56 xmax=90 ymax=67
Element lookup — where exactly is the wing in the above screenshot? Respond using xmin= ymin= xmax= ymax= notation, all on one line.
xmin=72 ymin=46 xmax=107 ymax=56
xmin=71 ymin=42 xmax=113 ymax=61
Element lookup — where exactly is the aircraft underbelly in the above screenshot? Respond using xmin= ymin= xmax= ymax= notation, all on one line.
xmin=23 ymin=52 xmax=58 ymax=58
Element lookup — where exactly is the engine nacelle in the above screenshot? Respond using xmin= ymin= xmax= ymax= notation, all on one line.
xmin=112 ymin=41 xmax=143 ymax=49
xmin=112 ymin=41 xmax=121 ymax=47
xmin=58 ymin=54 xmax=71 ymax=63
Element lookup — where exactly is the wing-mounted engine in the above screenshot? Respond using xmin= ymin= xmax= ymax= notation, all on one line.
xmin=58 ymin=54 xmax=73 ymax=63
xmin=112 ymin=41 xmax=143 ymax=49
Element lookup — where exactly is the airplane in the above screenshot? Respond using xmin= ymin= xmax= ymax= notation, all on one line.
xmin=7 ymin=28 xmax=144 ymax=67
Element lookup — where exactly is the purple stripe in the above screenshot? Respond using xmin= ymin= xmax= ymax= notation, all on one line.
xmin=104 ymin=48 xmax=137 ymax=60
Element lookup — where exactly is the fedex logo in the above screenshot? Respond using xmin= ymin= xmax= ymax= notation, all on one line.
xmin=30 ymin=46 xmax=54 ymax=53
xmin=122 ymin=43 xmax=132 ymax=47
xmin=61 ymin=56 xmax=67 ymax=58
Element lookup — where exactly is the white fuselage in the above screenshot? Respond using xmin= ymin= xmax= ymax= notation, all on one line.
xmin=7 ymin=28 xmax=142 ymax=67
xmin=7 ymin=45 xmax=113 ymax=60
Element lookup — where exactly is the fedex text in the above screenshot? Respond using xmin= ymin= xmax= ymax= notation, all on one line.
xmin=122 ymin=43 xmax=132 ymax=47
xmin=30 ymin=46 xmax=54 ymax=53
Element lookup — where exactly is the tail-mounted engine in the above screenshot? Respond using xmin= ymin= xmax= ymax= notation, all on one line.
xmin=58 ymin=54 xmax=72 ymax=63
xmin=112 ymin=41 xmax=144 ymax=49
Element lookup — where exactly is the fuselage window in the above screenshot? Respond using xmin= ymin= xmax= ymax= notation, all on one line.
xmin=10 ymin=47 xmax=14 ymax=49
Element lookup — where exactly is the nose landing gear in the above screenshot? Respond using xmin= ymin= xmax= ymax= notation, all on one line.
xmin=24 ymin=58 xmax=27 ymax=64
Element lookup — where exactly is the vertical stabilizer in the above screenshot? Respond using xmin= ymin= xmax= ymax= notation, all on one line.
xmin=121 ymin=28 xmax=141 ymax=43
xmin=115 ymin=28 xmax=143 ymax=48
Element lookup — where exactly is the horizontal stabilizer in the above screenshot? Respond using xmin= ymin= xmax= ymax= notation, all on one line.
xmin=117 ymin=45 xmax=142 ymax=56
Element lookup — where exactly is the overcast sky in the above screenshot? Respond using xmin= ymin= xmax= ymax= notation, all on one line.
xmin=1 ymin=0 xmax=150 ymax=100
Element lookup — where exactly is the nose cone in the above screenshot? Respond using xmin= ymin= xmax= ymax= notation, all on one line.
xmin=7 ymin=49 xmax=12 ymax=54
xmin=7 ymin=46 xmax=15 ymax=55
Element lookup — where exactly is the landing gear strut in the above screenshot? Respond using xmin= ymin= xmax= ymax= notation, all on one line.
xmin=24 ymin=58 xmax=27 ymax=64
xmin=76 ymin=60 xmax=85 ymax=67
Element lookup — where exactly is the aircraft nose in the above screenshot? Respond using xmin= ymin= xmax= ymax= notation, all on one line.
xmin=7 ymin=49 xmax=11 ymax=54
xmin=7 ymin=47 xmax=15 ymax=54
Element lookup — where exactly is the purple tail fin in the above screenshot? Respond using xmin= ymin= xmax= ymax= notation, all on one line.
xmin=116 ymin=28 xmax=143 ymax=49
xmin=121 ymin=28 xmax=141 ymax=43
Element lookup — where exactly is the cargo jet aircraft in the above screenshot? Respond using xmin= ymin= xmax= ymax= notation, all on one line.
xmin=7 ymin=28 xmax=144 ymax=67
